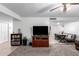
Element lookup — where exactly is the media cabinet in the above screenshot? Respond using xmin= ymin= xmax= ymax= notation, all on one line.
xmin=32 ymin=36 xmax=49 ymax=47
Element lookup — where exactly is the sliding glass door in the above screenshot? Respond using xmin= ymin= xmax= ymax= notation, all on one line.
xmin=0 ymin=23 xmax=9 ymax=44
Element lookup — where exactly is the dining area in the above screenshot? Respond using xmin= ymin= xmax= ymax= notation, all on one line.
xmin=54 ymin=32 xmax=79 ymax=50
xmin=54 ymin=32 xmax=76 ymax=43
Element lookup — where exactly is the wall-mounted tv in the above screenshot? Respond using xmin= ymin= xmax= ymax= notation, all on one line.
xmin=33 ymin=26 xmax=48 ymax=35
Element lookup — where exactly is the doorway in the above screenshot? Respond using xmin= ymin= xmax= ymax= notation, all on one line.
xmin=49 ymin=19 xmax=64 ymax=45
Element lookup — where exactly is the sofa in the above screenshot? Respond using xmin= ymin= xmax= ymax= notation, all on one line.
xmin=55 ymin=33 xmax=76 ymax=42
xmin=65 ymin=34 xmax=76 ymax=42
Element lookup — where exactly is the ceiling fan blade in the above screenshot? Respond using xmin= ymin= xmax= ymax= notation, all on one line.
xmin=70 ymin=3 xmax=79 ymax=5
xmin=50 ymin=5 xmax=61 ymax=12
xmin=63 ymin=3 xmax=67 ymax=12
xmin=37 ymin=4 xmax=54 ymax=13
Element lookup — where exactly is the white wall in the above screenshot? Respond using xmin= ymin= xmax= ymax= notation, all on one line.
xmin=64 ymin=22 xmax=79 ymax=35
xmin=13 ymin=17 xmax=49 ymax=39
xmin=13 ymin=20 xmax=22 ymax=33
xmin=57 ymin=17 xmax=79 ymax=22
xmin=50 ymin=22 xmax=64 ymax=35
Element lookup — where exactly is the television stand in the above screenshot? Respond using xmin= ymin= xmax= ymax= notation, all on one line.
xmin=32 ymin=35 xmax=49 ymax=47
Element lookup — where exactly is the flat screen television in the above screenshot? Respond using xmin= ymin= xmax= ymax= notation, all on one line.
xmin=33 ymin=26 xmax=48 ymax=35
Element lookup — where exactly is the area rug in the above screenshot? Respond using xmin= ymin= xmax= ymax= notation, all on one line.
xmin=8 ymin=44 xmax=79 ymax=56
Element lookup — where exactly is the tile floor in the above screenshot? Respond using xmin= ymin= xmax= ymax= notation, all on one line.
xmin=8 ymin=44 xmax=79 ymax=56
xmin=0 ymin=41 xmax=17 ymax=56
xmin=0 ymin=37 xmax=78 ymax=56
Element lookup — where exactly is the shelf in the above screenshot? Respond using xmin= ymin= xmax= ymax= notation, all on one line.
xmin=11 ymin=34 xmax=22 ymax=46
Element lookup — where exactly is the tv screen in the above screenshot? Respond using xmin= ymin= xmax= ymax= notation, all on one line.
xmin=33 ymin=26 xmax=48 ymax=35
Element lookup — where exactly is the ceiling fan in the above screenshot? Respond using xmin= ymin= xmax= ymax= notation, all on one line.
xmin=50 ymin=3 xmax=79 ymax=12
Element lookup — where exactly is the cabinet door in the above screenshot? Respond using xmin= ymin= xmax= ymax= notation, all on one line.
xmin=32 ymin=40 xmax=39 ymax=47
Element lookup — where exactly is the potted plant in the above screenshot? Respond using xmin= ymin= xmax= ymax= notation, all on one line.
xmin=22 ymin=36 xmax=27 ymax=46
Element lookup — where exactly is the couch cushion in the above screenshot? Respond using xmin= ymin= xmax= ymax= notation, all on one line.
xmin=66 ymin=34 xmax=72 ymax=39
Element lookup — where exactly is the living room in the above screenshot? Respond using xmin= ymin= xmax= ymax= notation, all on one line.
xmin=0 ymin=2 xmax=79 ymax=56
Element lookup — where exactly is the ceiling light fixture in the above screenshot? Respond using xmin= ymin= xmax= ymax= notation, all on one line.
xmin=57 ymin=22 xmax=60 ymax=25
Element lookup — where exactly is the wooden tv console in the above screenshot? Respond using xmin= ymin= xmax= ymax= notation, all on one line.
xmin=32 ymin=36 xmax=49 ymax=47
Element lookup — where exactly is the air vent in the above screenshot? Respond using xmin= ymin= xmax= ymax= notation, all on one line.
xmin=50 ymin=18 xmax=56 ymax=20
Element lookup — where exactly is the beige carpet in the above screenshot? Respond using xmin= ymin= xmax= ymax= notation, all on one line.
xmin=8 ymin=44 xmax=79 ymax=56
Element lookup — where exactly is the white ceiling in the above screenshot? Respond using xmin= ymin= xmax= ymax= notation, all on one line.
xmin=1 ymin=3 xmax=79 ymax=17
